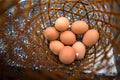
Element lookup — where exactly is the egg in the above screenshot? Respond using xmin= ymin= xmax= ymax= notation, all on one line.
xmin=59 ymin=46 xmax=75 ymax=64
xmin=49 ymin=40 xmax=64 ymax=55
xmin=55 ymin=17 xmax=69 ymax=31
xmin=44 ymin=27 xmax=59 ymax=41
xmin=72 ymin=41 xmax=86 ymax=60
xmin=60 ymin=31 xmax=76 ymax=45
xmin=82 ymin=29 xmax=99 ymax=46
xmin=71 ymin=20 xmax=88 ymax=34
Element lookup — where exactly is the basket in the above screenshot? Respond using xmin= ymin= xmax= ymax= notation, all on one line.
xmin=0 ymin=0 xmax=120 ymax=80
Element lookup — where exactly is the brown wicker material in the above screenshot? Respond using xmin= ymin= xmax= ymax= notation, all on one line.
xmin=0 ymin=0 xmax=120 ymax=80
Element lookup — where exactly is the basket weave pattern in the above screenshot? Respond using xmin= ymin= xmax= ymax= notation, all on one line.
xmin=0 ymin=0 xmax=120 ymax=79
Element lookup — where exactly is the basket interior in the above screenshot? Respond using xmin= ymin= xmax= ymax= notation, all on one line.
xmin=0 ymin=0 xmax=120 ymax=79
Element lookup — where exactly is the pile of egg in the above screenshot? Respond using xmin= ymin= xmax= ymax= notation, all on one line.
xmin=44 ymin=17 xmax=99 ymax=64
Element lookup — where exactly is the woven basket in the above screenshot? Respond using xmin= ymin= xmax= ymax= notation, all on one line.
xmin=0 ymin=0 xmax=120 ymax=80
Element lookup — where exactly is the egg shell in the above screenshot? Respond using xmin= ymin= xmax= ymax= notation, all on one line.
xmin=49 ymin=40 xmax=64 ymax=55
xmin=72 ymin=41 xmax=86 ymax=60
xmin=82 ymin=29 xmax=99 ymax=46
xmin=59 ymin=46 xmax=75 ymax=64
xmin=55 ymin=17 xmax=69 ymax=31
xmin=44 ymin=27 xmax=59 ymax=41
xmin=60 ymin=31 xmax=76 ymax=45
xmin=71 ymin=20 xmax=88 ymax=34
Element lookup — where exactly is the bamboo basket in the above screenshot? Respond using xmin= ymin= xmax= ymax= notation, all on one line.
xmin=0 ymin=0 xmax=120 ymax=80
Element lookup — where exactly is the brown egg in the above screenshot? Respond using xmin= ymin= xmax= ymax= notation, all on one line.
xmin=60 ymin=31 xmax=76 ymax=45
xmin=59 ymin=46 xmax=75 ymax=64
xmin=49 ymin=40 xmax=64 ymax=55
xmin=82 ymin=29 xmax=99 ymax=46
xmin=72 ymin=41 xmax=86 ymax=60
xmin=55 ymin=17 xmax=69 ymax=31
xmin=44 ymin=27 xmax=59 ymax=41
xmin=71 ymin=20 xmax=88 ymax=34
